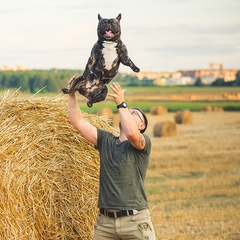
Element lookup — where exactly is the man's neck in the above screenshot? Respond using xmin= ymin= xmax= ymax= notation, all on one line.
xmin=118 ymin=132 xmax=127 ymax=142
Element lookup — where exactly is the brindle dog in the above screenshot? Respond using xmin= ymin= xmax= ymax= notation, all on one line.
xmin=62 ymin=14 xmax=140 ymax=107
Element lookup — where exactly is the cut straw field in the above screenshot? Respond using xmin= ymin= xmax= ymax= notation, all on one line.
xmin=0 ymin=90 xmax=239 ymax=239
xmin=144 ymin=111 xmax=240 ymax=239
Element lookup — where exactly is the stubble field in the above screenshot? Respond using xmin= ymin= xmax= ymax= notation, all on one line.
xmin=1 ymin=86 xmax=239 ymax=239
xmin=143 ymin=111 xmax=240 ymax=239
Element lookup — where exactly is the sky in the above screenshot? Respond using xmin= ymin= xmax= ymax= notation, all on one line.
xmin=0 ymin=0 xmax=240 ymax=72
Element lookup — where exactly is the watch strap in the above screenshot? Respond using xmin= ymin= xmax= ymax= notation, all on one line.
xmin=117 ymin=102 xmax=127 ymax=109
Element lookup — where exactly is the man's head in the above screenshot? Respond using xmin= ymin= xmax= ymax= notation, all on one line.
xmin=130 ymin=108 xmax=148 ymax=133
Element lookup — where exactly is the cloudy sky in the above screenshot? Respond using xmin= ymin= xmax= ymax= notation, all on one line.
xmin=0 ymin=0 xmax=239 ymax=72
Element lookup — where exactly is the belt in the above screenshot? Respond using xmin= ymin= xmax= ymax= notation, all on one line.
xmin=100 ymin=208 xmax=138 ymax=218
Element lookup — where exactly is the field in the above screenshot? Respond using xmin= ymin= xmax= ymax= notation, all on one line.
xmin=144 ymin=111 xmax=240 ymax=239
xmin=105 ymin=86 xmax=240 ymax=239
xmin=79 ymin=85 xmax=240 ymax=113
xmin=2 ymin=86 xmax=240 ymax=113
xmin=1 ymin=86 xmax=240 ymax=239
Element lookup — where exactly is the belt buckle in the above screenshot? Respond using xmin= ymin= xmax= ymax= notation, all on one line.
xmin=133 ymin=210 xmax=138 ymax=215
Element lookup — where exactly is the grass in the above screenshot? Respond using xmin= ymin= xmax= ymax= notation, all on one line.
xmin=122 ymin=85 xmax=240 ymax=94
xmin=1 ymin=85 xmax=240 ymax=239
xmin=76 ymin=99 xmax=240 ymax=113
xmin=145 ymin=112 xmax=240 ymax=239
xmin=1 ymin=86 xmax=240 ymax=113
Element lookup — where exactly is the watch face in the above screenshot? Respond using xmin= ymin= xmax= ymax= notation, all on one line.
xmin=117 ymin=102 xmax=127 ymax=108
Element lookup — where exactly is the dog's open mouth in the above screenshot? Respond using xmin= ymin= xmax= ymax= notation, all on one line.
xmin=104 ymin=30 xmax=115 ymax=38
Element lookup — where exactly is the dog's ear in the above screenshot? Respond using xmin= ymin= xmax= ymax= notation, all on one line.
xmin=116 ymin=14 xmax=121 ymax=21
xmin=98 ymin=14 xmax=103 ymax=21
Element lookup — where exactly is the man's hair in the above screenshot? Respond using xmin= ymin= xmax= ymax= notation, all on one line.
xmin=132 ymin=107 xmax=148 ymax=133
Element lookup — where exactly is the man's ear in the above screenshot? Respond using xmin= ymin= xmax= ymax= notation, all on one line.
xmin=139 ymin=123 xmax=146 ymax=132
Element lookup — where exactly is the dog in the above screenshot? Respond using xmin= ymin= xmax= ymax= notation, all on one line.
xmin=62 ymin=13 xmax=140 ymax=107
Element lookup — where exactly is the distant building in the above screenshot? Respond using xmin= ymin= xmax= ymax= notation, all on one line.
xmin=179 ymin=63 xmax=237 ymax=85
xmin=0 ymin=65 xmax=28 ymax=71
xmin=125 ymin=62 xmax=238 ymax=86
xmin=130 ymin=71 xmax=184 ymax=86
xmin=135 ymin=71 xmax=182 ymax=80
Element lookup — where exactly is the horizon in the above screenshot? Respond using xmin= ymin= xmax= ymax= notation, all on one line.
xmin=1 ymin=64 xmax=239 ymax=73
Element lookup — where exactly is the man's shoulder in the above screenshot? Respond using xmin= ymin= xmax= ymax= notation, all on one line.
xmin=141 ymin=133 xmax=151 ymax=153
xmin=142 ymin=133 xmax=151 ymax=144
xmin=97 ymin=128 xmax=115 ymax=139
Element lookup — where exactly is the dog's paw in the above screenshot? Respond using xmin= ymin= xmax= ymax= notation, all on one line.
xmin=62 ymin=88 xmax=69 ymax=94
xmin=87 ymin=101 xmax=93 ymax=108
xmin=132 ymin=66 xmax=140 ymax=73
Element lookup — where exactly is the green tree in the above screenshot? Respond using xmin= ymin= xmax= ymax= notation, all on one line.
xmin=194 ymin=77 xmax=204 ymax=86
xmin=236 ymin=70 xmax=240 ymax=80
xmin=234 ymin=70 xmax=240 ymax=86
xmin=211 ymin=78 xmax=225 ymax=86
xmin=45 ymin=78 xmax=58 ymax=92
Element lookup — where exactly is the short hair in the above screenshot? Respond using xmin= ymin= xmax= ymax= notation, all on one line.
xmin=132 ymin=107 xmax=148 ymax=133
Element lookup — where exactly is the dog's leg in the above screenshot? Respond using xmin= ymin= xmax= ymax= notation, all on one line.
xmin=62 ymin=75 xmax=86 ymax=94
xmin=86 ymin=85 xmax=108 ymax=108
xmin=121 ymin=55 xmax=140 ymax=73
xmin=119 ymin=43 xmax=140 ymax=73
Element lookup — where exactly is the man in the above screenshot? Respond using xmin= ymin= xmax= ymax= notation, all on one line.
xmin=67 ymin=75 xmax=156 ymax=239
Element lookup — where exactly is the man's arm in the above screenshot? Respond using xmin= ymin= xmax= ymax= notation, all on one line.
xmin=108 ymin=82 xmax=145 ymax=150
xmin=118 ymin=107 xmax=146 ymax=150
xmin=68 ymin=76 xmax=97 ymax=145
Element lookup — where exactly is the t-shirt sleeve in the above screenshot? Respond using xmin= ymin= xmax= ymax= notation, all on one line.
xmin=96 ymin=128 xmax=103 ymax=150
xmin=142 ymin=134 xmax=151 ymax=155
xmin=96 ymin=128 xmax=112 ymax=150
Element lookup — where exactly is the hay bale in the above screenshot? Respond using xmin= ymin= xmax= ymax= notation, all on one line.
xmin=97 ymin=108 xmax=113 ymax=118
xmin=170 ymin=95 xmax=178 ymax=100
xmin=110 ymin=113 xmax=120 ymax=128
xmin=150 ymin=106 xmax=168 ymax=115
xmin=153 ymin=121 xmax=177 ymax=137
xmin=213 ymin=106 xmax=224 ymax=112
xmin=0 ymin=94 xmax=117 ymax=239
xmin=174 ymin=110 xmax=193 ymax=124
xmin=223 ymin=93 xmax=235 ymax=100
xmin=201 ymin=105 xmax=212 ymax=112
xmin=189 ymin=94 xmax=196 ymax=100
xmin=222 ymin=93 xmax=229 ymax=99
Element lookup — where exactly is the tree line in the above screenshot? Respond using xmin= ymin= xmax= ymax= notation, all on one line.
xmin=0 ymin=69 xmax=239 ymax=93
xmin=0 ymin=69 xmax=83 ymax=93
xmin=0 ymin=69 xmax=153 ymax=93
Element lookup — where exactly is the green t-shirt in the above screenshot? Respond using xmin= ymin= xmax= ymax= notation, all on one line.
xmin=96 ymin=128 xmax=151 ymax=210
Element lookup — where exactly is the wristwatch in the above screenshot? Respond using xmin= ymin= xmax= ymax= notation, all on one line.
xmin=117 ymin=102 xmax=128 ymax=109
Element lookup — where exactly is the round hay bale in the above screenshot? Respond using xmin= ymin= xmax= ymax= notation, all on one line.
xmin=222 ymin=93 xmax=229 ymax=99
xmin=97 ymin=108 xmax=113 ymax=118
xmin=223 ymin=93 xmax=234 ymax=100
xmin=174 ymin=110 xmax=193 ymax=124
xmin=213 ymin=106 xmax=224 ymax=112
xmin=110 ymin=113 xmax=120 ymax=128
xmin=0 ymin=94 xmax=117 ymax=239
xmin=201 ymin=105 xmax=212 ymax=112
xmin=170 ymin=95 xmax=178 ymax=100
xmin=189 ymin=94 xmax=196 ymax=100
xmin=150 ymin=106 xmax=168 ymax=115
xmin=153 ymin=121 xmax=177 ymax=137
